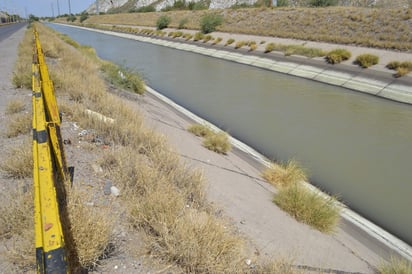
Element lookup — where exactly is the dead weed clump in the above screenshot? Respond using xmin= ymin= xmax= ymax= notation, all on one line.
xmin=0 ymin=140 xmax=32 ymax=179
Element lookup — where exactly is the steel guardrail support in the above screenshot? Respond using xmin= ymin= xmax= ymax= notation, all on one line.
xmin=32 ymin=26 xmax=70 ymax=274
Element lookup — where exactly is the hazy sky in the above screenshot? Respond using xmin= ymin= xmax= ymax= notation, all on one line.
xmin=0 ymin=0 xmax=96 ymax=17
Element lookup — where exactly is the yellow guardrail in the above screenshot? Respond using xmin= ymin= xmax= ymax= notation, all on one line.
xmin=32 ymin=27 xmax=70 ymax=274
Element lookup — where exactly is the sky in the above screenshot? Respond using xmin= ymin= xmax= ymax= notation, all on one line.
xmin=0 ymin=0 xmax=97 ymax=18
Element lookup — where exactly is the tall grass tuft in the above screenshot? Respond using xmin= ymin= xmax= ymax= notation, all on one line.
xmin=387 ymin=61 xmax=412 ymax=77
xmin=263 ymin=160 xmax=307 ymax=188
xmin=203 ymin=131 xmax=232 ymax=154
xmin=188 ymin=123 xmax=213 ymax=137
xmin=355 ymin=54 xmax=379 ymax=68
xmin=325 ymin=49 xmax=352 ymax=64
xmin=378 ymin=257 xmax=412 ymax=274
xmin=273 ymin=183 xmax=340 ymax=233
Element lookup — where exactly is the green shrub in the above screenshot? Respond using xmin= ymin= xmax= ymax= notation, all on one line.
xmin=188 ymin=2 xmax=208 ymax=10
xmin=274 ymin=183 xmax=340 ymax=233
xmin=277 ymin=0 xmax=289 ymax=6
xmin=178 ymin=17 xmax=189 ymax=29
xmin=183 ymin=33 xmax=193 ymax=40
xmin=157 ymin=15 xmax=171 ymax=30
xmin=200 ymin=13 xmax=223 ymax=34
xmin=225 ymin=38 xmax=235 ymax=46
xmin=355 ymin=54 xmax=379 ymax=68
xmin=79 ymin=12 xmax=89 ymax=23
xmin=325 ymin=49 xmax=351 ymax=64
xmin=387 ymin=61 xmax=412 ymax=77
xmin=66 ymin=14 xmax=76 ymax=22
xmin=172 ymin=31 xmax=183 ymax=38
xmin=136 ymin=5 xmax=156 ymax=12
xmin=101 ymin=62 xmax=145 ymax=94
xmin=309 ymin=0 xmax=338 ymax=6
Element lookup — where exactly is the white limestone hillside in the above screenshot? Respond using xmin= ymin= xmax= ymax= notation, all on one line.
xmin=85 ymin=0 xmax=410 ymax=14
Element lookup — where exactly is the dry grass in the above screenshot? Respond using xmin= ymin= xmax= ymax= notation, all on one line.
xmin=355 ymin=53 xmax=379 ymax=68
xmin=0 ymin=183 xmax=33 ymax=239
xmin=5 ymin=99 xmax=25 ymax=115
xmin=28 ymin=23 xmax=249 ymax=272
xmin=253 ymin=258 xmax=303 ymax=274
xmin=387 ymin=61 xmax=412 ymax=77
xmin=0 ymin=184 xmax=35 ymax=270
xmin=325 ymin=48 xmax=352 ymax=64
xmin=274 ymin=183 xmax=340 ymax=233
xmin=262 ymin=160 xmax=308 ymax=188
xmin=66 ymin=188 xmax=115 ymax=269
xmin=187 ymin=123 xmax=213 ymax=137
xmin=0 ymin=140 xmax=32 ymax=179
xmin=203 ymin=131 xmax=232 ymax=154
xmin=5 ymin=112 xmax=32 ymax=138
xmin=61 ymin=6 xmax=412 ymax=51
xmin=378 ymin=257 xmax=412 ymax=274
xmin=12 ymin=29 xmax=32 ymax=89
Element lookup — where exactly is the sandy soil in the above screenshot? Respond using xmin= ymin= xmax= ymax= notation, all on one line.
xmin=0 ymin=24 xmax=407 ymax=273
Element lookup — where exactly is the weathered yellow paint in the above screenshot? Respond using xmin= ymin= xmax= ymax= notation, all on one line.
xmin=32 ymin=27 xmax=69 ymax=273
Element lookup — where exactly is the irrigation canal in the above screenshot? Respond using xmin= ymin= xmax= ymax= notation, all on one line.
xmin=49 ymin=24 xmax=412 ymax=246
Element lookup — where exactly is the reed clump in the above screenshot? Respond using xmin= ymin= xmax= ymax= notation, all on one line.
xmin=5 ymin=99 xmax=25 ymax=115
xmin=262 ymin=160 xmax=307 ymax=188
xmin=378 ymin=257 xmax=412 ymax=274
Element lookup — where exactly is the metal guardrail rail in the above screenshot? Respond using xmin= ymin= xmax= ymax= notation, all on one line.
xmin=32 ymin=27 xmax=70 ymax=274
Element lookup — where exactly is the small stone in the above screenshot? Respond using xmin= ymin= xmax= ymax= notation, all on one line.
xmin=240 ymin=219 xmax=246 ymax=224
xmin=92 ymin=164 xmax=103 ymax=173
xmin=114 ymin=265 xmax=118 ymax=270
xmin=111 ymin=186 xmax=120 ymax=197
xmin=245 ymin=259 xmax=252 ymax=266
xmin=104 ymin=181 xmax=112 ymax=195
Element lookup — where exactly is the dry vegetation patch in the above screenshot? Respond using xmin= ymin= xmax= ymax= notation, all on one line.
xmin=5 ymin=112 xmax=31 ymax=138
xmin=5 ymin=99 xmax=25 ymax=115
xmin=68 ymin=6 xmax=412 ymax=51
xmin=0 ymin=139 xmax=32 ymax=179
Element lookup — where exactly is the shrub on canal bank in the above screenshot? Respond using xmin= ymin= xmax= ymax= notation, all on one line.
xmin=273 ymin=182 xmax=340 ymax=233
xmin=188 ymin=123 xmax=213 ymax=137
xmin=386 ymin=61 xmax=412 ymax=78
xmin=202 ymin=131 xmax=232 ymax=154
xmin=263 ymin=160 xmax=307 ymax=188
xmin=101 ymin=62 xmax=145 ymax=94
xmin=378 ymin=257 xmax=412 ymax=274
xmin=355 ymin=53 xmax=379 ymax=68
xmin=325 ymin=48 xmax=352 ymax=64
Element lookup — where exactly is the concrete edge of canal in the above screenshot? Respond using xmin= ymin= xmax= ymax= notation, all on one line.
xmin=57 ymin=23 xmax=412 ymax=262
xmin=59 ymin=23 xmax=412 ymax=106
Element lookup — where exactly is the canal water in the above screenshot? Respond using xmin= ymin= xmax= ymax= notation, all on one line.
xmin=49 ymin=24 xmax=412 ymax=245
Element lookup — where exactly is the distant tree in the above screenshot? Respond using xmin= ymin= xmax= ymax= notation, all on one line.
xmin=80 ymin=12 xmax=89 ymax=23
xmin=29 ymin=14 xmax=39 ymax=22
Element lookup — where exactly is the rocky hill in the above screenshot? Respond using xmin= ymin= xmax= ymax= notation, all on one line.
xmin=86 ymin=0 xmax=410 ymax=14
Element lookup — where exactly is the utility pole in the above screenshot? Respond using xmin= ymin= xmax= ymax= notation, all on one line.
xmin=96 ymin=0 xmax=99 ymax=15
xmin=68 ymin=0 xmax=71 ymax=14
xmin=57 ymin=0 xmax=60 ymax=16
xmin=51 ymin=2 xmax=55 ymax=17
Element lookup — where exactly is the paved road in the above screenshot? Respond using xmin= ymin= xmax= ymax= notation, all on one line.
xmin=0 ymin=22 xmax=27 ymax=42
